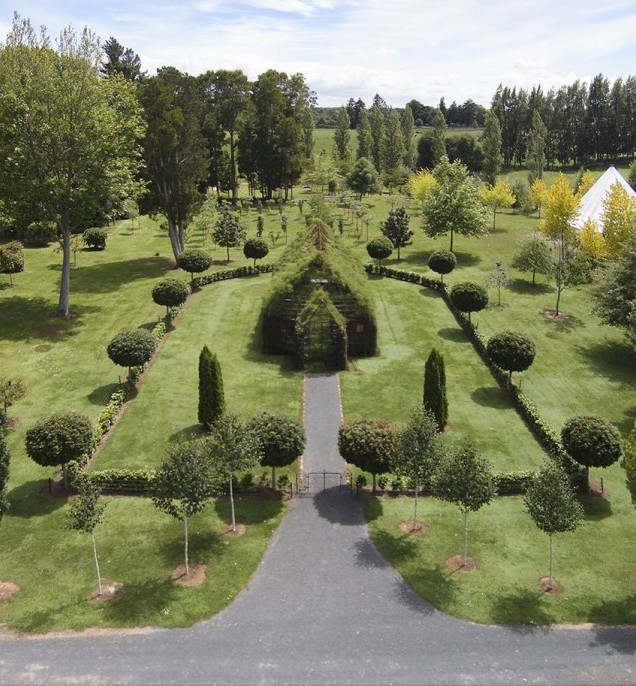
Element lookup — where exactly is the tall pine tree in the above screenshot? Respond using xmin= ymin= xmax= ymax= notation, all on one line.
xmin=423 ymin=348 xmax=448 ymax=432
xmin=198 ymin=346 xmax=225 ymax=429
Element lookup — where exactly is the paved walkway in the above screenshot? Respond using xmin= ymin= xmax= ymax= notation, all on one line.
xmin=0 ymin=373 xmax=635 ymax=684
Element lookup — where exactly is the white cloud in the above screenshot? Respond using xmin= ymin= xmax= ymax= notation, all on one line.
xmin=4 ymin=0 xmax=636 ymax=106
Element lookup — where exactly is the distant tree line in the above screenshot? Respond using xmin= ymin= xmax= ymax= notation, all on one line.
xmin=315 ymin=94 xmax=486 ymax=129
xmin=491 ymin=75 xmax=636 ymax=168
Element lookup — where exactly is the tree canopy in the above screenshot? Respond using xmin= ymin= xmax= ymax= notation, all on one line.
xmin=0 ymin=16 xmax=145 ymax=317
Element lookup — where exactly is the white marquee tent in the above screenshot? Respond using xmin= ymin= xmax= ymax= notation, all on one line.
xmin=572 ymin=166 xmax=636 ymax=231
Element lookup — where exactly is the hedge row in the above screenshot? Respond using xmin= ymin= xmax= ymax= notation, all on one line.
xmin=365 ymin=263 xmax=444 ymax=291
xmin=193 ymin=263 xmax=274 ymax=288
xmin=67 ymin=313 xmax=175 ymax=488
xmin=372 ymin=265 xmax=586 ymax=488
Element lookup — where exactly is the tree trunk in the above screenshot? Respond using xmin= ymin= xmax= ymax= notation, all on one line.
xmin=229 ymin=129 xmax=237 ymax=203
xmin=226 ymin=245 xmax=230 ymax=262
xmin=449 ymin=229 xmax=454 ymax=253
xmin=167 ymin=218 xmax=184 ymax=262
xmin=92 ymin=532 xmax=103 ymax=596
xmin=412 ymin=479 xmax=419 ymax=531
xmin=229 ymin=473 xmax=236 ymax=532
xmin=555 ymin=283 xmax=562 ymax=317
xmin=271 ymin=466 xmax=276 ymax=491
xmin=372 ymin=473 xmax=377 ymax=493
xmin=532 ymin=268 xmax=536 ymax=286
xmin=184 ymin=514 xmax=189 ymax=576
xmin=462 ymin=509 xmax=469 ymax=566
xmin=57 ymin=223 xmax=71 ymax=318
xmin=548 ymin=534 xmax=553 ymax=590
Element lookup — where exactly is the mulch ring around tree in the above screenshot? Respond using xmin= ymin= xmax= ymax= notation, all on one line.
xmin=41 ymin=475 xmax=73 ymax=500
xmin=445 ymin=555 xmax=476 ymax=573
xmin=544 ymin=310 xmax=571 ymax=321
xmin=399 ymin=520 xmax=427 ymax=536
xmin=89 ymin=581 xmax=123 ymax=604
xmin=539 ymin=577 xmax=564 ymax=595
xmin=172 ymin=564 xmax=207 ymax=587
xmin=222 ymin=524 xmax=247 ymax=537
xmin=0 ymin=582 xmax=19 ymax=604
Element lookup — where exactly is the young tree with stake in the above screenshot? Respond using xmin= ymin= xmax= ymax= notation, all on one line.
xmin=153 ymin=440 xmax=218 ymax=576
xmin=391 ymin=408 xmax=444 ymax=531
xmin=66 ymin=482 xmax=107 ymax=596
xmin=433 ymin=445 xmax=496 ymax=567
xmin=524 ymin=463 xmax=583 ymax=592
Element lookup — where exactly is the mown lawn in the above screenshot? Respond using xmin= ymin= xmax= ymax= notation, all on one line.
xmin=93 ymin=276 xmax=302 ymax=471
xmin=339 ymin=278 xmax=546 ymax=472
xmin=2 ymin=160 xmax=636 ymax=629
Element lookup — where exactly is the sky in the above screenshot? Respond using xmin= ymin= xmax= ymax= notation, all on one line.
xmin=3 ymin=1 xmax=636 ymax=108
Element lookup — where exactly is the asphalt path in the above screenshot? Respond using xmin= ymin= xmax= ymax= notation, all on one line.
xmin=0 ymin=373 xmax=635 ymax=684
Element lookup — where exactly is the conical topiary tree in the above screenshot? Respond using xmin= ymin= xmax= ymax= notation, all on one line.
xmin=198 ymin=346 xmax=225 ymax=430
xmin=423 ymin=348 xmax=448 ymax=432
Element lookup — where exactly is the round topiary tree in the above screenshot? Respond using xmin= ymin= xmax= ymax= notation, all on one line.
xmin=152 ymin=278 xmax=190 ymax=315
xmin=427 ymin=249 xmax=457 ymax=284
xmin=106 ymin=328 xmax=157 ymax=379
xmin=176 ymin=249 xmax=213 ymax=281
xmin=82 ymin=227 xmax=107 ymax=250
xmin=25 ymin=412 xmax=93 ymax=488
xmin=0 ymin=241 xmax=25 ymax=286
xmin=243 ymin=238 xmax=269 ymax=267
xmin=366 ymin=237 xmax=393 ymax=266
xmin=449 ymin=282 xmax=489 ymax=323
xmin=338 ymin=418 xmax=397 ymax=492
xmin=561 ymin=415 xmax=623 ymax=491
xmin=486 ymin=331 xmax=536 ymax=388
xmin=248 ymin=412 xmax=305 ymax=489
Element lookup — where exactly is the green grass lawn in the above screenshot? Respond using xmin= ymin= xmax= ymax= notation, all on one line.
xmin=365 ymin=458 xmax=636 ymax=625
xmin=93 ymin=276 xmax=302 ymax=471
xmin=340 ymin=278 xmax=546 ymax=472
xmin=2 ymin=161 xmax=636 ymax=629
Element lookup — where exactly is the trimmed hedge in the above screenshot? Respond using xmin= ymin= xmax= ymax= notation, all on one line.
xmin=193 ymin=263 xmax=273 ymax=288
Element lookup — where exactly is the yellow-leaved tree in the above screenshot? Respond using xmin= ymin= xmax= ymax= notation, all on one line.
xmin=578 ymin=220 xmax=606 ymax=258
xmin=529 ymin=178 xmax=548 ymax=218
xmin=481 ymin=180 xmax=515 ymax=230
xmin=576 ymin=170 xmax=596 ymax=199
xmin=600 ymin=182 xmax=636 ymax=256
xmin=408 ymin=170 xmax=437 ymax=202
xmin=539 ymin=174 xmax=580 ymax=259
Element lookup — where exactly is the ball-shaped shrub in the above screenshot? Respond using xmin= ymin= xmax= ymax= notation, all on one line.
xmin=106 ymin=328 xmax=156 ymax=374
xmin=0 ymin=241 xmax=25 ymax=285
xmin=561 ymin=415 xmax=623 ymax=474
xmin=25 ymin=412 xmax=93 ymax=471
xmin=449 ymin=282 xmax=489 ymax=322
xmin=152 ymin=278 xmax=190 ymax=314
xmin=176 ymin=249 xmax=213 ymax=279
xmin=243 ymin=238 xmax=269 ymax=266
xmin=366 ymin=237 xmax=393 ymax=265
xmin=248 ymin=412 xmax=305 ymax=488
xmin=338 ymin=418 xmax=396 ymax=491
xmin=427 ymin=249 xmax=457 ymax=282
xmin=486 ymin=331 xmax=536 ymax=387
xmin=83 ymin=227 xmax=107 ymax=250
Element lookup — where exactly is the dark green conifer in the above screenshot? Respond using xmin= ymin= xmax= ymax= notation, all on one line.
xmin=0 ymin=427 xmax=10 ymax=529
xmin=198 ymin=346 xmax=225 ymax=429
xmin=423 ymin=348 xmax=448 ymax=432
